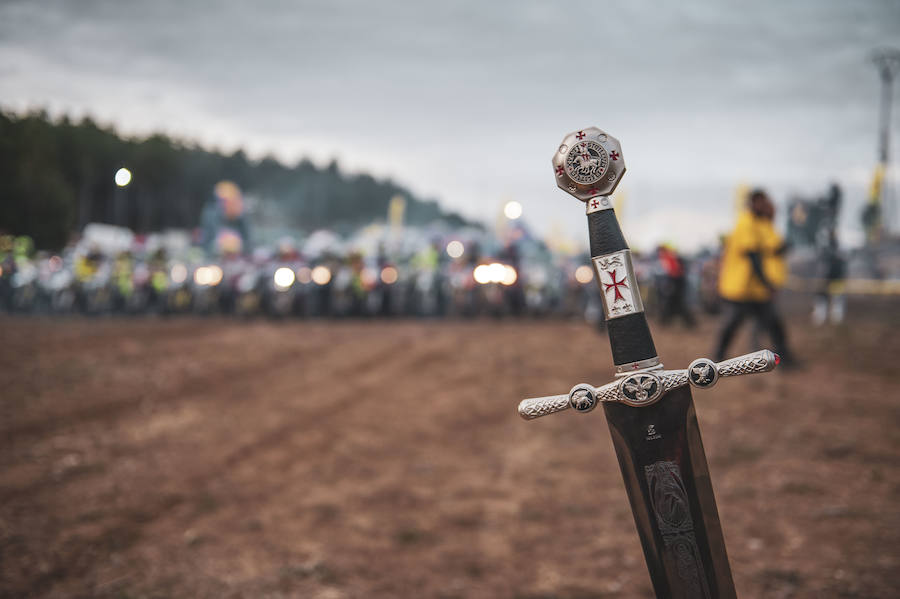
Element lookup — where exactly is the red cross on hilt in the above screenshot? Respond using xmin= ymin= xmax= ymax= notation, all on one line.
xmin=555 ymin=165 xmax=565 ymax=177
xmin=604 ymin=269 xmax=628 ymax=302
xmin=589 ymin=198 xmax=600 ymax=210
xmin=576 ymin=131 xmax=586 ymax=140
xmin=610 ymin=151 xmax=619 ymax=161
xmin=587 ymin=188 xmax=600 ymax=197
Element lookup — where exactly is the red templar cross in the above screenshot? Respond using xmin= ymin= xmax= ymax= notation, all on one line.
xmin=604 ymin=269 xmax=628 ymax=302
xmin=576 ymin=131 xmax=586 ymax=140
xmin=610 ymin=151 xmax=620 ymax=161
xmin=589 ymin=198 xmax=600 ymax=210
xmin=555 ymin=165 xmax=565 ymax=177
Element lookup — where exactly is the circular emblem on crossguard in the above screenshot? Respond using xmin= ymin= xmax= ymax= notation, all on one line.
xmin=618 ymin=372 xmax=663 ymax=407
xmin=568 ymin=383 xmax=598 ymax=413
xmin=687 ymin=358 xmax=719 ymax=389
xmin=553 ymin=127 xmax=626 ymax=201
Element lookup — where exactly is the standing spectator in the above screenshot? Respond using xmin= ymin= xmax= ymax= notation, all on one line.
xmin=713 ymin=189 xmax=796 ymax=365
xmin=655 ymin=244 xmax=695 ymax=328
xmin=812 ymin=230 xmax=847 ymax=325
xmin=200 ymin=181 xmax=251 ymax=254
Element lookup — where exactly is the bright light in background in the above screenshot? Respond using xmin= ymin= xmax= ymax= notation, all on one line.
xmin=114 ymin=167 xmax=132 ymax=187
xmin=474 ymin=262 xmax=517 ymax=285
xmin=207 ymin=265 xmax=223 ymax=286
xmin=273 ymin=266 xmax=295 ymax=290
xmin=503 ymin=201 xmax=522 ymax=220
xmin=311 ymin=265 xmax=332 ymax=285
xmin=500 ymin=265 xmax=517 ymax=286
xmin=487 ymin=262 xmax=506 ymax=283
xmin=446 ymin=240 xmax=464 ymax=259
xmin=194 ymin=266 xmax=210 ymax=285
xmin=381 ymin=266 xmax=398 ymax=284
xmin=170 ymin=263 xmax=187 ymax=284
xmin=473 ymin=264 xmax=491 ymax=284
xmin=296 ymin=266 xmax=312 ymax=284
xmin=194 ymin=265 xmax=223 ymax=286
xmin=575 ymin=265 xmax=594 ymax=284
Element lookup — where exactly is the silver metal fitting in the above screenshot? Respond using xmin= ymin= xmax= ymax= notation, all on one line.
xmin=552 ymin=127 xmax=626 ymax=202
xmin=518 ymin=349 xmax=779 ymax=420
xmin=594 ymin=250 xmax=644 ymax=320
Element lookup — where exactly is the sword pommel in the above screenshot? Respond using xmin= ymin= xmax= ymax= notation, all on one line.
xmin=518 ymin=349 xmax=779 ymax=419
xmin=552 ymin=127 xmax=626 ymax=202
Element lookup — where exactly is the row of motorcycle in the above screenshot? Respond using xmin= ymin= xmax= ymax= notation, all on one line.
xmin=0 ymin=247 xmax=601 ymax=320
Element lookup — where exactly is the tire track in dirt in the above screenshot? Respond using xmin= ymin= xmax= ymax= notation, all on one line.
xmin=0 ymin=321 xmax=372 ymax=446
xmin=0 ymin=322 xmax=429 ymax=596
xmin=0 ymin=324 xmax=407 ymax=504
xmin=25 ymin=325 xmax=483 ymax=596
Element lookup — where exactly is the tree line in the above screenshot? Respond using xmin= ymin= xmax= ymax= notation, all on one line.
xmin=0 ymin=110 xmax=475 ymax=250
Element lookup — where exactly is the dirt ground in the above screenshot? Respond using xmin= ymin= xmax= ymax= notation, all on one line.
xmin=1 ymin=304 xmax=899 ymax=598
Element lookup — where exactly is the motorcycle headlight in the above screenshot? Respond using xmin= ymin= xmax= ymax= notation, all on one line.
xmin=500 ymin=265 xmax=518 ymax=286
xmin=473 ymin=264 xmax=491 ymax=285
xmin=170 ymin=263 xmax=187 ymax=284
xmin=380 ymin=266 xmax=398 ymax=285
xmin=208 ymin=265 xmax=223 ymax=286
xmin=194 ymin=267 xmax=210 ymax=286
xmin=574 ymin=265 xmax=593 ymax=284
xmin=273 ymin=267 xmax=295 ymax=291
xmin=311 ymin=266 xmax=331 ymax=285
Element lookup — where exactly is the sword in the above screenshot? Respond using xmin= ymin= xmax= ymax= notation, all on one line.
xmin=518 ymin=127 xmax=780 ymax=599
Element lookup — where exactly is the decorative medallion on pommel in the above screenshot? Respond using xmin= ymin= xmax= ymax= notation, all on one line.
xmin=552 ymin=127 xmax=626 ymax=204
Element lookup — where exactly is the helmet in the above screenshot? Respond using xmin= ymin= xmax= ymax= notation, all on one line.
xmin=214 ymin=181 xmax=244 ymax=220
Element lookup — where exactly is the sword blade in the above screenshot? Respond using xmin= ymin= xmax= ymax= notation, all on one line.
xmin=603 ymin=386 xmax=736 ymax=599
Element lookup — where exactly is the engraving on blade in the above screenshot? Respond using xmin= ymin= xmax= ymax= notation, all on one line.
xmin=645 ymin=461 xmax=712 ymax=598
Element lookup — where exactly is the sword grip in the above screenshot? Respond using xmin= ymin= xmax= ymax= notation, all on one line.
xmin=588 ymin=209 xmax=658 ymax=366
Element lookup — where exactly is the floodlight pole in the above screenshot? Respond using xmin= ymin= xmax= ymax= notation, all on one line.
xmin=873 ymin=48 xmax=900 ymax=233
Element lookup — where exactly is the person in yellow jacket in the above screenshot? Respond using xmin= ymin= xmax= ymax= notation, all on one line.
xmin=713 ymin=189 xmax=795 ymax=365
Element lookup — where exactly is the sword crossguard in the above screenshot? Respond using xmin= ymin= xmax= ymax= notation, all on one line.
xmin=518 ymin=349 xmax=779 ymax=420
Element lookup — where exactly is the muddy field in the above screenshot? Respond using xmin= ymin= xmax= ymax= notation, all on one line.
xmin=1 ymin=307 xmax=899 ymax=598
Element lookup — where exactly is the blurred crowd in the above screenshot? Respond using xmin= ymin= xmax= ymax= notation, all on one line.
xmin=0 ymin=178 xmax=722 ymax=324
xmin=1 ymin=224 xmax=710 ymax=323
xmin=0 ymin=180 xmax=871 ymax=353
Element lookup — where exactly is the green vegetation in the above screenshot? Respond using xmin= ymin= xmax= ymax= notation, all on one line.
xmin=0 ymin=110 xmax=474 ymax=249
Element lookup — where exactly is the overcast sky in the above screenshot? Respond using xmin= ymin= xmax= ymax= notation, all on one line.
xmin=1 ymin=0 xmax=898 ymax=250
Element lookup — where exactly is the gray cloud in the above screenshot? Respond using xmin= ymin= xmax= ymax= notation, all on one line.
xmin=1 ymin=0 xmax=898 ymax=249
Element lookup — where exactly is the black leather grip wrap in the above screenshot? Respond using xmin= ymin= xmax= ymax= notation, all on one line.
xmin=606 ymin=314 xmax=657 ymax=366
xmin=588 ymin=209 xmax=658 ymax=366
xmin=587 ymin=209 xmax=628 ymax=256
